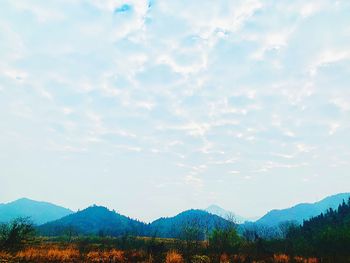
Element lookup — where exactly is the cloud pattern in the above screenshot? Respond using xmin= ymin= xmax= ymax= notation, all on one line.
xmin=0 ymin=0 xmax=350 ymax=221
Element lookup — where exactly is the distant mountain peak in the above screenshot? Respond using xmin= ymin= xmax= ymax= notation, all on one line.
xmin=205 ymin=204 xmax=248 ymax=223
xmin=206 ymin=204 xmax=223 ymax=210
xmin=10 ymin=197 xmax=34 ymax=203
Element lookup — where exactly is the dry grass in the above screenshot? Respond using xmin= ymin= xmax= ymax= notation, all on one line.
xmin=15 ymin=246 xmax=80 ymax=262
xmin=0 ymin=246 xmax=321 ymax=263
xmin=0 ymin=251 xmax=12 ymax=262
xmin=294 ymin=256 xmax=319 ymax=263
xmin=165 ymin=250 xmax=184 ymax=263
xmin=86 ymin=249 xmax=124 ymax=262
xmin=273 ymin=254 xmax=290 ymax=263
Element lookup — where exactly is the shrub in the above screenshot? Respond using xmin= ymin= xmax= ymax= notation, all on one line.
xmin=165 ymin=250 xmax=184 ymax=263
xmin=219 ymin=253 xmax=230 ymax=263
xmin=0 ymin=251 xmax=12 ymax=260
xmin=191 ymin=254 xmax=210 ymax=263
xmin=0 ymin=217 xmax=35 ymax=251
xmin=294 ymin=256 xmax=319 ymax=263
xmin=126 ymin=249 xmax=148 ymax=262
xmin=273 ymin=254 xmax=289 ymax=263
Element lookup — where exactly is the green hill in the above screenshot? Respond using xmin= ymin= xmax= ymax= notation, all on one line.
xmin=149 ymin=209 xmax=233 ymax=239
xmin=38 ymin=205 xmax=148 ymax=237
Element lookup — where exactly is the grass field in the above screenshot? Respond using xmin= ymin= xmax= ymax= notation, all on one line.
xmin=0 ymin=237 xmax=320 ymax=263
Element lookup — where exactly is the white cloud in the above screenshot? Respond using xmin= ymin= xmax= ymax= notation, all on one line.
xmin=309 ymin=49 xmax=350 ymax=76
xmin=329 ymin=122 xmax=340 ymax=135
xmin=1 ymin=0 xmax=350 ymax=221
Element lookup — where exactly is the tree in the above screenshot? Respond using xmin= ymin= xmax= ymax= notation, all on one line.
xmin=278 ymin=221 xmax=298 ymax=239
xmin=208 ymin=218 xmax=241 ymax=258
xmin=178 ymin=218 xmax=204 ymax=262
xmin=0 ymin=217 xmax=35 ymax=251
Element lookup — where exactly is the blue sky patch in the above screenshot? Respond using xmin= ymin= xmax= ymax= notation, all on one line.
xmin=115 ymin=4 xmax=132 ymax=14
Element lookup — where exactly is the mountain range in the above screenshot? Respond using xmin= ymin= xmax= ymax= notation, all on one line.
xmin=38 ymin=206 xmax=229 ymax=238
xmin=1 ymin=193 xmax=349 ymax=238
xmin=255 ymin=192 xmax=350 ymax=227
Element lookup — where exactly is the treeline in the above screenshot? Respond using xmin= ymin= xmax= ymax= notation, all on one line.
xmin=281 ymin=198 xmax=350 ymax=260
xmin=245 ymin=197 xmax=350 ymax=262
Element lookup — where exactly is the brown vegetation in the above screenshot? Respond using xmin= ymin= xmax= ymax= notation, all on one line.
xmin=0 ymin=245 xmax=322 ymax=263
xmin=15 ymin=246 xmax=80 ymax=262
xmin=165 ymin=250 xmax=184 ymax=263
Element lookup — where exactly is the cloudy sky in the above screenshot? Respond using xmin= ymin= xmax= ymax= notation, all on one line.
xmin=1 ymin=0 xmax=350 ymax=222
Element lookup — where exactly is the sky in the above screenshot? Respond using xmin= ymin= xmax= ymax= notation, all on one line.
xmin=0 ymin=0 xmax=350 ymax=222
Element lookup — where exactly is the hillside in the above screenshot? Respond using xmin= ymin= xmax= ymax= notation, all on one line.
xmin=0 ymin=198 xmax=73 ymax=225
xmin=38 ymin=205 xmax=148 ymax=236
xmin=256 ymin=192 xmax=350 ymax=227
xmin=149 ymin=209 xmax=232 ymax=239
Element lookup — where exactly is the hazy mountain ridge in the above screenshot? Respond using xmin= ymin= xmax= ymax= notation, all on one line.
xmin=255 ymin=193 xmax=350 ymax=227
xmin=2 ymin=193 xmax=350 ymax=237
xmin=0 ymin=198 xmax=73 ymax=225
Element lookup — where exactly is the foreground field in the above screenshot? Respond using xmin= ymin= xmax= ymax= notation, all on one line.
xmin=0 ymin=240 xmax=319 ymax=263
xmin=0 ymin=248 xmax=319 ymax=263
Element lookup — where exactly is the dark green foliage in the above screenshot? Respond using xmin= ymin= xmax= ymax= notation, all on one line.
xmin=233 ymin=198 xmax=350 ymax=262
xmin=0 ymin=217 xmax=35 ymax=251
xmin=208 ymin=223 xmax=241 ymax=255
xmin=283 ymin=198 xmax=350 ymax=261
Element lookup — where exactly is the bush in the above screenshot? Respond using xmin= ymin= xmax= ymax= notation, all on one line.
xmin=0 ymin=217 xmax=35 ymax=251
xmin=166 ymin=250 xmax=184 ymax=263
xmin=219 ymin=253 xmax=230 ymax=263
xmin=191 ymin=254 xmax=210 ymax=263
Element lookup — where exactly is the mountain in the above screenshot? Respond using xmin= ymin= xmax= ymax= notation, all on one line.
xmin=0 ymin=198 xmax=73 ymax=225
xmin=149 ymin=209 xmax=232 ymax=239
xmin=38 ymin=205 xmax=148 ymax=236
xmin=205 ymin=205 xmax=248 ymax=223
xmin=39 ymin=207 xmax=233 ymax=238
xmin=256 ymin=193 xmax=350 ymax=227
